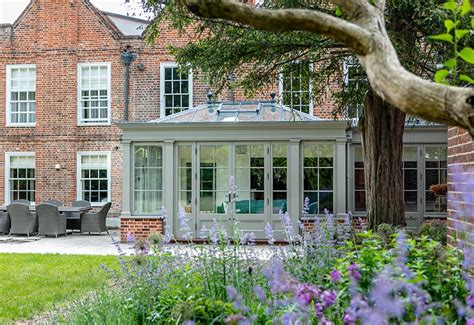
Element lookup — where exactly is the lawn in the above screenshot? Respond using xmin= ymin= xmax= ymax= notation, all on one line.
xmin=0 ymin=253 xmax=117 ymax=323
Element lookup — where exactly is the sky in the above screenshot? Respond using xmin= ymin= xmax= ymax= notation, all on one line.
xmin=0 ymin=0 xmax=146 ymax=24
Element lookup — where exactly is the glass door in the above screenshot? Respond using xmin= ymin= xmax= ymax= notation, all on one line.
xmin=423 ymin=146 xmax=448 ymax=215
xmin=175 ymin=144 xmax=195 ymax=238
xmin=403 ymin=146 xmax=421 ymax=231
xmin=234 ymin=143 xmax=268 ymax=238
xmin=196 ymin=144 xmax=231 ymax=236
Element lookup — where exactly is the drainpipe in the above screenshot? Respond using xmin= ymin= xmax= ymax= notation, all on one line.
xmin=121 ymin=46 xmax=137 ymax=122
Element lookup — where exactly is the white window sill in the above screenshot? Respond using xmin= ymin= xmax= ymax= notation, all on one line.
xmin=6 ymin=123 xmax=36 ymax=127
xmin=89 ymin=202 xmax=109 ymax=207
xmin=77 ymin=122 xmax=111 ymax=126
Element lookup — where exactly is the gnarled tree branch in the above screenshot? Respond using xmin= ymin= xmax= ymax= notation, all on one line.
xmin=179 ymin=0 xmax=474 ymax=135
xmin=179 ymin=0 xmax=374 ymax=55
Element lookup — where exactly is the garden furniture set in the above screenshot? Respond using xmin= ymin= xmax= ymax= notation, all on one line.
xmin=0 ymin=200 xmax=112 ymax=237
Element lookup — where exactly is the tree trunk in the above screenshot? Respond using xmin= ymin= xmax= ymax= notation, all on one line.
xmin=359 ymin=89 xmax=406 ymax=229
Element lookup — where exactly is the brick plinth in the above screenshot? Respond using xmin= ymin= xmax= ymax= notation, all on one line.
xmin=120 ymin=218 xmax=164 ymax=242
xmin=447 ymin=127 xmax=474 ymax=247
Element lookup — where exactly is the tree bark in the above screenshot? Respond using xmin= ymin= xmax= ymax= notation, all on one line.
xmin=360 ymin=90 xmax=406 ymax=229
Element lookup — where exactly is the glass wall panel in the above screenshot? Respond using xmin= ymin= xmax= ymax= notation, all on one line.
xmin=353 ymin=146 xmax=366 ymax=212
xmin=273 ymin=144 xmax=288 ymax=213
xmin=133 ymin=145 xmax=163 ymax=214
xmin=304 ymin=143 xmax=334 ymax=215
xmin=403 ymin=147 xmax=418 ymax=212
xmin=178 ymin=145 xmax=193 ymax=213
xmin=235 ymin=144 xmax=265 ymax=214
xmin=425 ymin=146 xmax=447 ymax=212
xmin=199 ymin=145 xmax=229 ymax=214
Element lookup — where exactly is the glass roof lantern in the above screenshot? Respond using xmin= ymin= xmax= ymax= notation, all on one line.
xmin=148 ymin=100 xmax=322 ymax=124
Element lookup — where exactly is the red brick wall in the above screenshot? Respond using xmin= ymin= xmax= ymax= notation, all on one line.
xmin=447 ymin=126 xmax=474 ymax=247
xmin=120 ymin=218 xmax=164 ymax=242
xmin=0 ymin=0 xmax=347 ymax=240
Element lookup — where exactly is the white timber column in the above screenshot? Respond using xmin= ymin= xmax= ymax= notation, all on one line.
xmin=335 ymin=139 xmax=347 ymax=218
xmin=121 ymin=140 xmax=132 ymax=218
xmin=288 ymin=139 xmax=301 ymax=230
xmin=163 ymin=140 xmax=175 ymax=233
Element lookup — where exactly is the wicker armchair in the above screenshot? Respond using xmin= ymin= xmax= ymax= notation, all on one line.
xmin=37 ymin=203 xmax=67 ymax=237
xmin=0 ymin=211 xmax=10 ymax=234
xmin=67 ymin=200 xmax=91 ymax=232
xmin=80 ymin=202 xmax=111 ymax=235
xmin=8 ymin=203 xmax=38 ymax=236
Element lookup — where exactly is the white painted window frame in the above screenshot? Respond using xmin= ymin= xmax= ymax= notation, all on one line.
xmin=278 ymin=62 xmax=314 ymax=116
xmin=132 ymin=144 xmax=165 ymax=215
xmin=4 ymin=152 xmax=36 ymax=204
xmin=342 ymin=58 xmax=364 ymax=123
xmin=300 ymin=142 xmax=335 ymax=216
xmin=77 ymin=62 xmax=112 ymax=126
xmin=76 ymin=151 xmax=112 ymax=206
xmin=160 ymin=62 xmax=193 ymax=117
xmin=6 ymin=64 xmax=36 ymax=127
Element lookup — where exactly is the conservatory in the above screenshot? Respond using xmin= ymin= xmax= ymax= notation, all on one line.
xmin=118 ymin=101 xmax=349 ymax=239
xmin=118 ymin=101 xmax=448 ymax=240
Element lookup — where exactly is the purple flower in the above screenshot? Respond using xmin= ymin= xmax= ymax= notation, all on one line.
xmin=321 ymin=289 xmax=337 ymax=307
xmin=467 ymin=295 xmax=474 ymax=309
xmin=240 ymin=231 xmax=256 ymax=245
xmin=467 ymin=319 xmax=474 ymax=325
xmin=126 ymin=232 xmax=135 ymax=244
xmin=348 ymin=263 xmax=361 ymax=282
xmin=303 ymin=196 xmax=310 ymax=217
xmin=253 ymin=286 xmax=267 ymax=302
xmin=295 ymin=283 xmax=320 ymax=306
xmin=264 ymin=223 xmax=275 ymax=245
xmin=330 ymin=269 xmax=341 ymax=283
xmin=314 ymin=302 xmax=324 ymax=318
xmin=343 ymin=313 xmax=355 ymax=325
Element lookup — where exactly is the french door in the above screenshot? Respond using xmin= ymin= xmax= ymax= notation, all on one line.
xmin=175 ymin=142 xmax=288 ymax=240
xmin=403 ymin=145 xmax=448 ymax=231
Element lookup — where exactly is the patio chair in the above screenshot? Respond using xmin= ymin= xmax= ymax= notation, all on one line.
xmin=12 ymin=199 xmax=30 ymax=205
xmin=80 ymin=202 xmax=112 ymax=235
xmin=8 ymin=203 xmax=38 ymax=236
xmin=0 ymin=211 xmax=10 ymax=234
xmin=37 ymin=203 xmax=67 ymax=237
xmin=66 ymin=200 xmax=91 ymax=232
xmin=45 ymin=199 xmax=63 ymax=207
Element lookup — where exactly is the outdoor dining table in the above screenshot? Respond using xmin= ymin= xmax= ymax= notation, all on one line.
xmin=0 ymin=205 xmax=92 ymax=214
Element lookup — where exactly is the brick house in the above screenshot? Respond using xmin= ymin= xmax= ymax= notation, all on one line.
xmin=0 ymin=0 xmax=450 ymax=241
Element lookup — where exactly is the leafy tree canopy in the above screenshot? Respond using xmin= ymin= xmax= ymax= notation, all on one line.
xmin=139 ymin=0 xmax=450 ymax=117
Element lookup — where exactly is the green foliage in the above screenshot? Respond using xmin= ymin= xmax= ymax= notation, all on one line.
xmin=142 ymin=0 xmax=446 ymax=116
xmin=431 ymin=0 xmax=473 ymax=85
xmin=334 ymin=231 xmax=466 ymax=321
xmin=171 ymin=298 xmax=236 ymax=324
xmin=419 ymin=220 xmax=448 ymax=245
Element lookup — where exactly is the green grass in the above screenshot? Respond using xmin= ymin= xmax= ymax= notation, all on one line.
xmin=0 ymin=253 xmax=118 ymax=323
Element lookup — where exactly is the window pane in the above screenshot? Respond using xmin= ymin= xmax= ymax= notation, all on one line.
xmin=404 ymin=191 xmax=418 ymax=212
xmin=80 ymin=64 xmax=109 ymax=123
xmin=273 ymin=192 xmax=287 ymax=213
xmin=319 ymin=168 xmax=333 ymax=190
xmin=319 ymin=192 xmax=334 ymax=214
xmin=133 ymin=147 xmax=163 ymax=213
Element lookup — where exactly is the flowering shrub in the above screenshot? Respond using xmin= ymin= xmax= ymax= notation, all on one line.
xmin=56 ymin=177 xmax=472 ymax=324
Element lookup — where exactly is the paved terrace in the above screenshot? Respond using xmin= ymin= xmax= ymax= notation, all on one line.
xmin=0 ymin=230 xmax=135 ymax=255
xmin=0 ymin=231 xmax=281 ymax=258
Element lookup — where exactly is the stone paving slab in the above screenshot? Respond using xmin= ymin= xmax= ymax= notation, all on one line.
xmin=0 ymin=230 xmax=134 ymax=255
